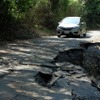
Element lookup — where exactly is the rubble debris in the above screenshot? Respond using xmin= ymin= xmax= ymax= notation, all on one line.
xmin=34 ymin=63 xmax=100 ymax=99
xmin=48 ymin=70 xmax=63 ymax=87
xmin=53 ymin=42 xmax=100 ymax=78
xmin=35 ymin=70 xmax=63 ymax=88
xmin=83 ymin=42 xmax=100 ymax=77
xmin=53 ymin=42 xmax=100 ymax=89
xmin=35 ymin=71 xmax=52 ymax=86
xmin=53 ymin=48 xmax=84 ymax=65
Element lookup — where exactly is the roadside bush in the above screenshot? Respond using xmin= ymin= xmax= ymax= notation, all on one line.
xmin=0 ymin=0 xmax=100 ymax=41
xmin=0 ymin=0 xmax=35 ymax=41
xmin=83 ymin=0 xmax=100 ymax=29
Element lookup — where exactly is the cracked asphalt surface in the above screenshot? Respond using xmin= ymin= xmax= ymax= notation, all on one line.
xmin=0 ymin=30 xmax=100 ymax=100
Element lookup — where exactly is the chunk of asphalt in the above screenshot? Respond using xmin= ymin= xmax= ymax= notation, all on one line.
xmin=35 ymin=71 xmax=52 ymax=86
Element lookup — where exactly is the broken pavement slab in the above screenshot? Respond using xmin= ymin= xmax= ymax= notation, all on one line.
xmin=0 ymin=65 xmax=72 ymax=100
xmin=1 ymin=60 xmax=100 ymax=100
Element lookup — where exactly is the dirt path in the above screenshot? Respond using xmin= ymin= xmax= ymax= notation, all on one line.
xmin=0 ymin=31 xmax=100 ymax=100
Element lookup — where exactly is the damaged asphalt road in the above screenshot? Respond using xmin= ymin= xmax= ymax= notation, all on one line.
xmin=0 ymin=31 xmax=100 ymax=100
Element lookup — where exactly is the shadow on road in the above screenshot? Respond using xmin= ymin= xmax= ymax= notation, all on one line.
xmin=0 ymin=34 xmax=93 ymax=66
xmin=59 ymin=33 xmax=91 ymax=38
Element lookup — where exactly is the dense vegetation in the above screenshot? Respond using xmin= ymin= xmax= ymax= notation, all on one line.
xmin=0 ymin=0 xmax=100 ymax=40
xmin=83 ymin=0 xmax=100 ymax=28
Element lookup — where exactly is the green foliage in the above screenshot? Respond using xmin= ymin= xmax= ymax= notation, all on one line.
xmin=83 ymin=0 xmax=100 ymax=28
xmin=57 ymin=0 xmax=69 ymax=17
xmin=66 ymin=0 xmax=82 ymax=16
xmin=0 ymin=0 xmax=35 ymax=40
xmin=30 ymin=0 xmax=67 ymax=29
xmin=33 ymin=0 xmax=51 ymax=28
xmin=0 ymin=0 xmax=100 ymax=40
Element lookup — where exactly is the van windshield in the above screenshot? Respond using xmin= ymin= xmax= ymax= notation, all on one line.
xmin=61 ymin=17 xmax=80 ymax=24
